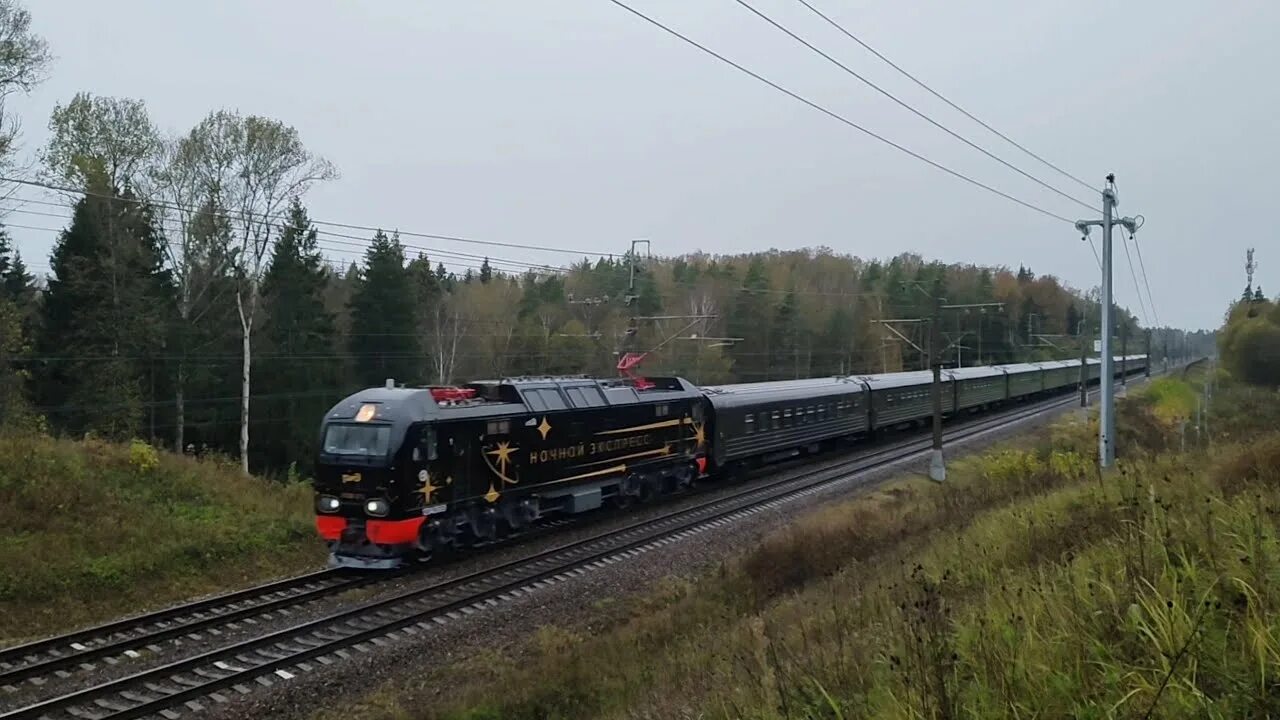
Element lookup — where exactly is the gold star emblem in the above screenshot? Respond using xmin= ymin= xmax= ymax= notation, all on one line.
xmin=486 ymin=440 xmax=516 ymax=477
xmin=416 ymin=470 xmax=441 ymax=504
xmin=484 ymin=483 xmax=501 ymax=503
xmin=691 ymin=421 xmax=706 ymax=448
xmin=537 ymin=417 xmax=552 ymax=440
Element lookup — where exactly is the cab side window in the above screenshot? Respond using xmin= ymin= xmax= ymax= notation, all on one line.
xmin=415 ymin=427 xmax=439 ymax=462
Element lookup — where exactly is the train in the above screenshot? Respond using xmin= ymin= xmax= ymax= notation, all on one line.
xmin=313 ymin=355 xmax=1148 ymax=568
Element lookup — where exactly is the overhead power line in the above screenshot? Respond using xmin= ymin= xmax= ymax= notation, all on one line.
xmin=0 ymin=216 xmax=561 ymax=279
xmin=0 ymin=196 xmax=570 ymax=275
xmin=733 ymin=0 xmax=1097 ymax=214
xmin=0 ymin=175 xmax=610 ymax=259
xmin=1129 ymin=223 xmax=1160 ymax=327
xmin=793 ymin=0 xmax=1096 ymax=194
xmin=1117 ymin=225 xmax=1149 ymax=326
xmin=1118 ymin=223 xmax=1157 ymax=327
xmin=607 ymin=0 xmax=1076 ymax=225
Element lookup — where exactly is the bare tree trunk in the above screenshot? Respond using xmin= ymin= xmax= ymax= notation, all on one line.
xmin=174 ymin=297 xmax=191 ymax=453
xmin=175 ymin=360 xmax=185 ymax=453
xmin=240 ymin=327 xmax=250 ymax=473
xmin=236 ymin=287 xmax=254 ymax=474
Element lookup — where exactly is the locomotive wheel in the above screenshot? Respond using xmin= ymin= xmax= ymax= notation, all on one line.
xmin=466 ymin=507 xmax=499 ymax=542
xmin=637 ymin=475 xmax=660 ymax=503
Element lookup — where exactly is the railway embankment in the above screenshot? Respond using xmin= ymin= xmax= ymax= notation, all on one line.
xmin=0 ymin=434 xmax=323 ymax=643
xmin=324 ymin=369 xmax=1280 ymax=719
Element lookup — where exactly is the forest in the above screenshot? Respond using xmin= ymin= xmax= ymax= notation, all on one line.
xmin=0 ymin=0 xmax=1215 ymax=477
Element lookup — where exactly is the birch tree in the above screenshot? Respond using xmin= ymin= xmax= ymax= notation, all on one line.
xmin=150 ymin=135 xmax=236 ymax=452
xmin=42 ymin=93 xmax=160 ymax=191
xmin=184 ymin=110 xmax=336 ymax=472
xmin=428 ymin=291 xmax=467 ymax=384
xmin=0 ymin=0 xmax=50 ymax=169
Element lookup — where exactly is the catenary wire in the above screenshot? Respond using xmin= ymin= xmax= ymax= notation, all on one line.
xmin=607 ymin=0 xmax=1077 ymax=225
xmin=793 ymin=0 xmax=1097 ymax=194
xmin=733 ymin=0 xmax=1098 ymax=213
xmin=1126 ymin=219 xmax=1160 ymax=327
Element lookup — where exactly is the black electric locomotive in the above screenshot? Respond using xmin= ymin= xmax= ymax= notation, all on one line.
xmin=314 ymin=355 xmax=1148 ymax=568
xmin=313 ymin=375 xmax=706 ymax=568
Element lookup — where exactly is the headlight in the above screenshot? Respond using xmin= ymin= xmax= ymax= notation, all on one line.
xmin=317 ymin=496 xmax=340 ymax=513
xmin=364 ymin=498 xmax=390 ymax=517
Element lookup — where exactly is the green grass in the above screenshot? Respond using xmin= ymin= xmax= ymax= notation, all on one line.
xmin=0 ymin=433 xmax=324 ymax=643
xmin=316 ymin=374 xmax=1280 ymax=720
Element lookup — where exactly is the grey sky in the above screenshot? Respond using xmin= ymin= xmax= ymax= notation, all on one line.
xmin=7 ymin=0 xmax=1276 ymax=330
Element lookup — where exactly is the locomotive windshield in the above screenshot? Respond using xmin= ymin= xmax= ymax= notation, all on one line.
xmin=323 ymin=423 xmax=391 ymax=456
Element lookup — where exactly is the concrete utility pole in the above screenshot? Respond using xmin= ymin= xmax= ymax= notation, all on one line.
xmin=1079 ymin=320 xmax=1089 ymax=408
xmin=1075 ymin=174 xmax=1140 ymax=468
xmin=929 ymin=293 xmax=945 ymax=483
xmin=1120 ymin=323 xmax=1127 ymax=387
xmin=878 ymin=295 xmax=1001 ymax=484
xmin=1145 ymin=330 xmax=1152 ymax=377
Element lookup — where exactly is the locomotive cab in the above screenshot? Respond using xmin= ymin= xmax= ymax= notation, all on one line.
xmin=313 ymin=382 xmax=445 ymax=568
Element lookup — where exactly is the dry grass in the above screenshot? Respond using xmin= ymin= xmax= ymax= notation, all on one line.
xmin=315 ymin=373 xmax=1280 ymax=720
xmin=0 ymin=432 xmax=324 ymax=643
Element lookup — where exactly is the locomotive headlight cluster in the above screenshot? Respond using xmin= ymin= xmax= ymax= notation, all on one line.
xmin=364 ymin=498 xmax=390 ymax=517
xmin=316 ymin=495 xmax=340 ymax=513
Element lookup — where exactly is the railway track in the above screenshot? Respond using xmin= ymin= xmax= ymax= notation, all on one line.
xmin=0 ymin=387 xmax=1100 ymax=720
xmin=0 ymin=518 xmax=589 ymax=693
xmin=0 ymin=570 xmax=370 ymax=690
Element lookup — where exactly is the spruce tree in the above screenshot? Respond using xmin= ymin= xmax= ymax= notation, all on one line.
xmin=818 ymin=305 xmax=854 ymax=376
xmin=727 ymin=256 xmax=771 ymax=381
xmin=0 ymin=228 xmax=34 ymax=304
xmin=0 ymin=227 xmax=34 ymax=427
xmin=172 ymin=195 xmax=241 ymax=456
xmin=255 ymin=200 xmax=340 ymax=472
xmin=769 ymin=288 xmax=799 ymax=379
xmin=37 ymin=185 xmax=173 ymax=439
xmin=348 ymin=230 xmax=418 ymax=387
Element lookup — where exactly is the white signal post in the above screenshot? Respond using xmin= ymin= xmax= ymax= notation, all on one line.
xmin=1075 ymin=174 xmax=1140 ymax=468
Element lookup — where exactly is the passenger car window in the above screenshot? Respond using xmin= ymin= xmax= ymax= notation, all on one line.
xmin=744 ymin=414 xmax=755 ymax=434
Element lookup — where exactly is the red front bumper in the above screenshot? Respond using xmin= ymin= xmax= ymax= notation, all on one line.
xmin=366 ymin=517 xmax=425 ymax=545
xmin=314 ymin=515 xmax=424 ymax=545
xmin=315 ymin=515 xmax=347 ymax=540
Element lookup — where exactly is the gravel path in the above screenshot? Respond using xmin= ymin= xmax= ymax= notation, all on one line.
xmin=202 ymin=396 xmax=1094 ymax=720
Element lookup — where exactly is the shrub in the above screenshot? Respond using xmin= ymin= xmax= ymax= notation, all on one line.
xmin=1210 ymin=433 xmax=1280 ymax=497
xmin=127 ymin=439 xmax=160 ymax=474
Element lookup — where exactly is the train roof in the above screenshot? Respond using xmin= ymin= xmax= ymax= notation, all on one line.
xmin=700 ymin=376 xmax=867 ymax=408
xmin=946 ymin=365 xmax=1006 ymax=380
xmin=324 ymin=375 xmax=701 ymax=425
xmin=857 ymin=370 xmax=942 ymax=390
